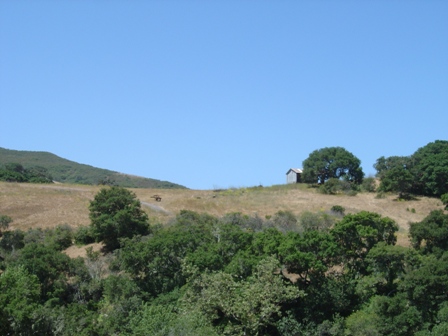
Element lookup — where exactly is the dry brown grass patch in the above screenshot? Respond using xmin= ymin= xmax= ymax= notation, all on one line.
xmin=1 ymin=182 xmax=444 ymax=246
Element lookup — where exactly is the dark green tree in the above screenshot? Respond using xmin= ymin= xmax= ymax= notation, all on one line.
xmin=378 ymin=165 xmax=414 ymax=199
xmin=374 ymin=155 xmax=411 ymax=180
xmin=409 ymin=210 xmax=448 ymax=255
xmin=25 ymin=165 xmax=53 ymax=183
xmin=11 ymin=243 xmax=73 ymax=302
xmin=331 ymin=211 xmax=398 ymax=274
xmin=4 ymin=162 xmax=25 ymax=173
xmin=302 ymin=147 xmax=364 ymax=184
xmin=182 ymin=256 xmax=303 ymax=335
xmin=442 ymin=193 xmax=448 ymax=210
xmin=363 ymin=242 xmax=409 ymax=296
xmin=411 ymin=140 xmax=448 ymax=197
xmin=375 ymin=141 xmax=448 ymax=197
xmin=117 ymin=212 xmax=217 ymax=296
xmin=0 ymin=163 xmax=53 ymax=183
xmin=0 ymin=266 xmax=41 ymax=335
xmin=0 ymin=229 xmax=25 ymax=253
xmin=278 ymin=230 xmax=338 ymax=285
xmin=375 ymin=155 xmax=415 ymax=199
xmin=376 ymin=294 xmax=422 ymax=336
xmin=89 ymin=186 xmax=150 ymax=251
xmin=126 ymin=303 xmax=217 ymax=336
xmin=0 ymin=214 xmax=12 ymax=236
xmin=399 ymin=253 xmax=448 ymax=326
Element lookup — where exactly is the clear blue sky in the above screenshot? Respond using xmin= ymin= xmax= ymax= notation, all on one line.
xmin=1 ymin=1 xmax=447 ymax=189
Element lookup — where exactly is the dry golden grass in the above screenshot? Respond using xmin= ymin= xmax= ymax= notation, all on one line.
xmin=1 ymin=182 xmax=445 ymax=246
xmin=63 ymin=242 xmax=103 ymax=259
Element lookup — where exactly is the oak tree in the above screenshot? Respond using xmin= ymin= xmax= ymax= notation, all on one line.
xmin=302 ymin=147 xmax=364 ymax=184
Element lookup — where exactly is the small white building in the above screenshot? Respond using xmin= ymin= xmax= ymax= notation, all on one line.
xmin=286 ymin=168 xmax=302 ymax=184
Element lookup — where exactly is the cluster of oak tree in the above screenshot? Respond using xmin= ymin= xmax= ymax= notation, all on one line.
xmin=302 ymin=140 xmax=448 ymax=201
xmin=0 ymin=163 xmax=53 ymax=184
xmin=0 ymin=140 xmax=447 ymax=335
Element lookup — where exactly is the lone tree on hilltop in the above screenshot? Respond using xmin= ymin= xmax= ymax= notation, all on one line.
xmin=89 ymin=186 xmax=150 ymax=251
xmin=302 ymin=147 xmax=364 ymax=184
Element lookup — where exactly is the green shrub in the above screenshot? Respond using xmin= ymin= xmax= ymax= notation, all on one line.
xmin=0 ymin=230 xmax=25 ymax=252
xmin=361 ymin=177 xmax=377 ymax=192
xmin=0 ymin=214 xmax=13 ymax=234
xmin=45 ymin=224 xmax=73 ymax=250
xmin=330 ymin=205 xmax=345 ymax=215
xmin=441 ymin=193 xmax=448 ymax=209
xmin=75 ymin=226 xmax=96 ymax=245
xmin=318 ymin=178 xmax=357 ymax=196
xmin=272 ymin=210 xmax=299 ymax=232
xmin=299 ymin=211 xmax=334 ymax=231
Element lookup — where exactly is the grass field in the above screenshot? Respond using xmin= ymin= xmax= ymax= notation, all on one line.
xmin=0 ymin=181 xmax=444 ymax=246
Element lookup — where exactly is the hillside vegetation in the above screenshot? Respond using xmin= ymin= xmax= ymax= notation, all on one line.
xmin=1 ymin=182 xmax=447 ymax=335
xmin=0 ymin=181 xmax=443 ymax=246
xmin=0 ymin=147 xmax=185 ymax=189
xmin=1 ymin=140 xmax=447 ymax=335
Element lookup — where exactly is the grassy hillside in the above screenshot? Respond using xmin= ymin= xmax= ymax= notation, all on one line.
xmin=0 ymin=182 xmax=444 ymax=246
xmin=0 ymin=147 xmax=186 ymax=189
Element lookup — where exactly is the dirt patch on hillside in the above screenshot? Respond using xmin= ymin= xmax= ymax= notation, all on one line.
xmin=64 ymin=242 xmax=103 ymax=259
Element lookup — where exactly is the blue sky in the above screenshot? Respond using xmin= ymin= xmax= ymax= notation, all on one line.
xmin=1 ymin=1 xmax=447 ymax=190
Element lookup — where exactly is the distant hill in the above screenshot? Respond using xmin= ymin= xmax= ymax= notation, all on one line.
xmin=0 ymin=147 xmax=186 ymax=189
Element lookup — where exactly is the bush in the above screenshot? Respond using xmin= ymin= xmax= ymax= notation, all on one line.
xmin=272 ymin=210 xmax=299 ymax=232
xmin=89 ymin=186 xmax=150 ymax=251
xmin=0 ymin=214 xmax=12 ymax=235
xmin=299 ymin=211 xmax=334 ymax=231
xmin=330 ymin=205 xmax=345 ymax=215
xmin=441 ymin=193 xmax=448 ymax=210
xmin=74 ymin=226 xmax=96 ymax=245
xmin=318 ymin=178 xmax=357 ymax=196
xmin=0 ymin=230 xmax=25 ymax=252
xmin=45 ymin=224 xmax=73 ymax=251
xmin=361 ymin=177 xmax=377 ymax=192
xmin=0 ymin=163 xmax=52 ymax=183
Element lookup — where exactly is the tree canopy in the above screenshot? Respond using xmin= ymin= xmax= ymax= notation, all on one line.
xmin=375 ymin=140 xmax=448 ymax=197
xmin=411 ymin=140 xmax=448 ymax=197
xmin=89 ymin=186 xmax=150 ymax=251
xmin=302 ymin=146 xmax=364 ymax=184
xmin=0 ymin=163 xmax=53 ymax=183
xmin=1 ymin=206 xmax=448 ymax=334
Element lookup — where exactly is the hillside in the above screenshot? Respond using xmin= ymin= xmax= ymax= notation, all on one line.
xmin=0 ymin=147 xmax=186 ymax=189
xmin=0 ymin=182 xmax=444 ymax=246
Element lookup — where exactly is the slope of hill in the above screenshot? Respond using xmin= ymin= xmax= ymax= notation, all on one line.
xmin=0 ymin=182 xmax=444 ymax=246
xmin=0 ymin=147 xmax=186 ymax=189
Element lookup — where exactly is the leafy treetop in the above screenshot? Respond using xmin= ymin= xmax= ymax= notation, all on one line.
xmin=302 ymin=146 xmax=364 ymax=184
xmin=89 ymin=186 xmax=150 ymax=251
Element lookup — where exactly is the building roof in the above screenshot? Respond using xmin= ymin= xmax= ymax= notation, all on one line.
xmin=286 ymin=168 xmax=303 ymax=174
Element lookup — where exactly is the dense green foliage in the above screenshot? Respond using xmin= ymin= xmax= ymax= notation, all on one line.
xmin=88 ymin=187 xmax=150 ymax=251
xmin=2 ymin=200 xmax=447 ymax=335
xmin=375 ymin=140 xmax=448 ymax=198
xmin=318 ymin=178 xmax=358 ymax=196
xmin=442 ymin=193 xmax=448 ymax=209
xmin=1 ymin=140 xmax=448 ymax=335
xmin=0 ymin=147 xmax=186 ymax=188
xmin=0 ymin=214 xmax=13 ymax=236
xmin=409 ymin=210 xmax=448 ymax=256
xmin=302 ymin=146 xmax=364 ymax=185
xmin=0 ymin=162 xmax=53 ymax=183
